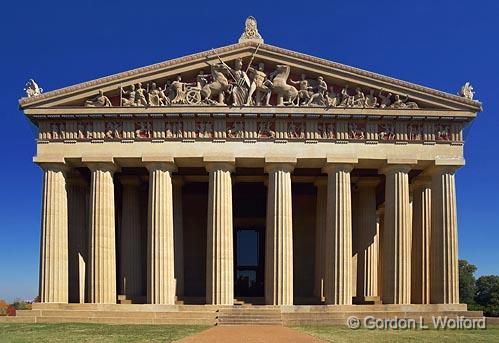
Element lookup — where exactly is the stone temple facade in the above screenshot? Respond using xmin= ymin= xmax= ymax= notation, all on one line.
xmin=16 ymin=18 xmax=483 ymax=325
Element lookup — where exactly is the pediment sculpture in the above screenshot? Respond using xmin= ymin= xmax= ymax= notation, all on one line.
xmin=83 ymin=59 xmax=421 ymax=109
xmin=24 ymin=79 xmax=43 ymax=98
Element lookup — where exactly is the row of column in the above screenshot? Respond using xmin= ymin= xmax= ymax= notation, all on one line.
xmin=38 ymin=160 xmax=460 ymax=305
xmin=313 ymin=163 xmax=460 ymax=305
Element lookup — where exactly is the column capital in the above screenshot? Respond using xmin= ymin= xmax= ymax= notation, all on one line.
xmin=38 ymin=162 xmax=70 ymax=174
xmin=322 ymin=163 xmax=354 ymax=174
xmin=205 ymin=162 xmax=235 ymax=173
xmin=380 ymin=164 xmax=412 ymax=176
xmin=426 ymin=164 xmax=462 ymax=176
xmin=86 ymin=162 xmax=118 ymax=174
xmin=145 ymin=162 xmax=177 ymax=173
xmin=356 ymin=177 xmax=380 ymax=188
xmin=120 ymin=175 xmax=142 ymax=187
xmin=204 ymin=156 xmax=235 ymax=173
xmin=265 ymin=163 xmax=295 ymax=174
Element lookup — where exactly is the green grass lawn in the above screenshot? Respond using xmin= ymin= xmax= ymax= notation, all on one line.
xmin=0 ymin=323 xmax=209 ymax=343
xmin=295 ymin=325 xmax=499 ymax=343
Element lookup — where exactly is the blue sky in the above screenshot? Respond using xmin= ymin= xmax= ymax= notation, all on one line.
xmin=0 ymin=0 xmax=498 ymax=302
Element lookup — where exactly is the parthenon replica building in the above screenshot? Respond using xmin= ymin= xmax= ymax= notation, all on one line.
xmin=18 ymin=17 xmax=483 ymax=325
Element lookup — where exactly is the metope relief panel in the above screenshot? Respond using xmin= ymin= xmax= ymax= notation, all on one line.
xmin=378 ymin=122 xmax=396 ymax=141
xmin=435 ymin=124 xmax=452 ymax=142
xmin=348 ymin=122 xmax=366 ymax=140
xmin=317 ymin=122 xmax=336 ymax=140
xmin=226 ymin=120 xmax=245 ymax=139
xmin=135 ymin=121 xmax=152 ymax=139
xmin=165 ymin=121 xmax=183 ymax=139
xmin=105 ymin=121 xmax=123 ymax=140
xmin=194 ymin=120 xmax=214 ymax=139
xmin=257 ymin=120 xmax=275 ymax=139
xmin=287 ymin=121 xmax=305 ymax=139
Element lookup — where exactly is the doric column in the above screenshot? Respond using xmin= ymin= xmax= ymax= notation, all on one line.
xmin=39 ymin=163 xmax=69 ymax=303
xmin=411 ymin=177 xmax=431 ymax=304
xmin=356 ymin=178 xmax=380 ymax=302
xmin=314 ymin=178 xmax=327 ymax=301
xmin=173 ymin=176 xmax=184 ymax=298
xmin=119 ymin=175 xmax=144 ymax=301
xmin=205 ymin=160 xmax=234 ymax=305
xmin=322 ymin=162 xmax=354 ymax=305
xmin=265 ymin=161 xmax=294 ymax=305
xmin=431 ymin=166 xmax=460 ymax=304
xmin=87 ymin=162 xmax=117 ymax=304
xmin=146 ymin=161 xmax=176 ymax=305
xmin=381 ymin=164 xmax=412 ymax=304
xmin=376 ymin=205 xmax=385 ymax=301
xmin=67 ymin=173 xmax=88 ymax=304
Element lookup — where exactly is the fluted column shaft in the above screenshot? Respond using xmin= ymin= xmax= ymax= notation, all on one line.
xmin=147 ymin=163 xmax=176 ymax=305
xmin=314 ymin=178 xmax=327 ymax=301
xmin=173 ymin=177 xmax=184 ymax=298
xmin=381 ymin=165 xmax=412 ymax=304
xmin=206 ymin=163 xmax=234 ymax=305
xmin=431 ymin=167 xmax=459 ymax=304
xmin=39 ymin=163 xmax=69 ymax=303
xmin=323 ymin=163 xmax=353 ymax=305
xmin=265 ymin=163 xmax=294 ymax=305
xmin=88 ymin=163 xmax=117 ymax=304
xmin=119 ymin=176 xmax=143 ymax=300
xmin=356 ymin=178 xmax=379 ymax=300
xmin=377 ymin=206 xmax=385 ymax=300
xmin=411 ymin=177 xmax=431 ymax=304
xmin=68 ymin=174 xmax=87 ymax=303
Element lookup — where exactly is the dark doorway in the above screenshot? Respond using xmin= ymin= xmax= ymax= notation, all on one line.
xmin=234 ymin=227 xmax=265 ymax=298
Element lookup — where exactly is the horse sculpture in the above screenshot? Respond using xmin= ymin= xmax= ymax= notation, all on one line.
xmin=270 ymin=65 xmax=298 ymax=106
xmin=201 ymin=64 xmax=230 ymax=105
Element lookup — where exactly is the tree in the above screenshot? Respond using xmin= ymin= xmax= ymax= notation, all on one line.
xmin=459 ymin=259 xmax=477 ymax=304
xmin=475 ymin=275 xmax=499 ymax=316
xmin=12 ymin=299 xmax=28 ymax=310
xmin=0 ymin=299 xmax=7 ymax=316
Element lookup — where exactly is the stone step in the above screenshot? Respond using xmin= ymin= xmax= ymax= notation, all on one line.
xmin=219 ymin=319 xmax=282 ymax=324
xmin=33 ymin=316 xmax=216 ymax=325
xmin=0 ymin=316 xmax=36 ymax=323
xmin=282 ymin=310 xmax=484 ymax=319
xmin=31 ymin=303 xmax=221 ymax=312
xmin=218 ymin=316 xmax=282 ymax=321
xmin=32 ymin=310 xmax=215 ymax=319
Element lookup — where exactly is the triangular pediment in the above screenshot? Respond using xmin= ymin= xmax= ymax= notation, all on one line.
xmin=19 ymin=41 xmax=481 ymax=112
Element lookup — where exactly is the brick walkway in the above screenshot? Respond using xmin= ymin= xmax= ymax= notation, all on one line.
xmin=175 ymin=325 xmax=326 ymax=342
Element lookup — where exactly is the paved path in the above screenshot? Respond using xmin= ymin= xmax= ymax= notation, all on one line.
xmin=175 ymin=325 xmax=326 ymax=342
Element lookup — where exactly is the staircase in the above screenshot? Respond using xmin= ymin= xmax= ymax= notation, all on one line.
xmin=217 ymin=307 xmax=282 ymax=325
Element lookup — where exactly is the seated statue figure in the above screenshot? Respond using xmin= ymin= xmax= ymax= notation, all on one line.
xmin=121 ymin=85 xmax=137 ymax=106
xmin=84 ymin=90 xmax=112 ymax=107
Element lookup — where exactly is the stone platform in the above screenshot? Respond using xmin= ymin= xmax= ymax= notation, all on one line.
xmin=0 ymin=303 xmax=484 ymax=326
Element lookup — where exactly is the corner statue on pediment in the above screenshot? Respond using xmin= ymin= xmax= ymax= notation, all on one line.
xmin=239 ymin=16 xmax=263 ymax=43
xmin=459 ymin=82 xmax=475 ymax=100
xmin=24 ymin=79 xmax=43 ymax=98
xmin=84 ymin=90 xmax=112 ymax=107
